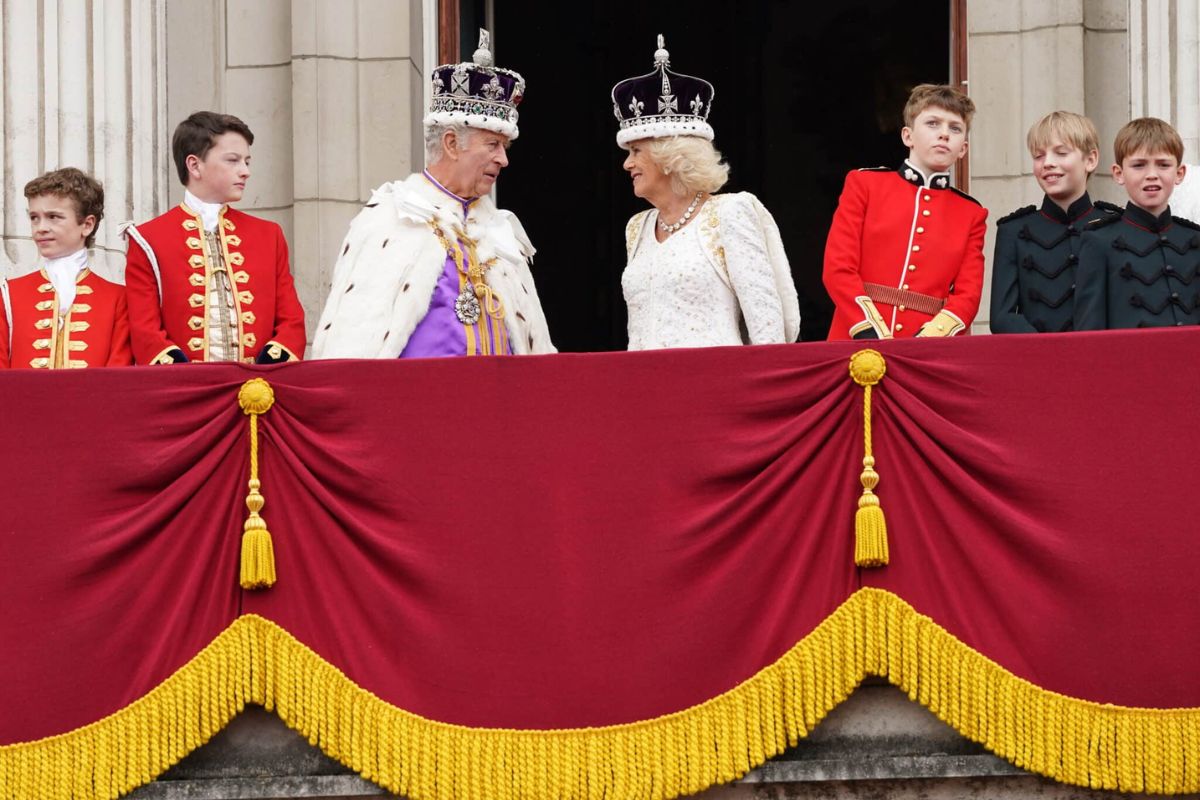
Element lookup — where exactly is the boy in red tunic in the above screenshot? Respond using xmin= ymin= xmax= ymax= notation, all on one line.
xmin=123 ymin=112 xmax=305 ymax=364
xmin=822 ymin=84 xmax=988 ymax=339
xmin=1 ymin=168 xmax=132 ymax=369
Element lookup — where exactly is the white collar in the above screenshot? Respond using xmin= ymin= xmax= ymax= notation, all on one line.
xmin=43 ymin=248 xmax=88 ymax=312
xmin=44 ymin=248 xmax=88 ymax=283
xmin=184 ymin=189 xmax=225 ymax=231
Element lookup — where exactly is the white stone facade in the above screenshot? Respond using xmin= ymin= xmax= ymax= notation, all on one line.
xmin=0 ymin=1 xmax=1196 ymax=344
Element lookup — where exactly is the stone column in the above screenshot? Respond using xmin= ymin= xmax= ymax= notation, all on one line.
xmin=1129 ymin=0 xmax=1200 ymax=159
xmin=0 ymin=0 xmax=169 ymax=282
xmin=290 ymin=0 xmax=425 ymax=345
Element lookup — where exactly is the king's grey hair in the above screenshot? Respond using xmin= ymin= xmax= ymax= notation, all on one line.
xmin=424 ymin=123 xmax=477 ymax=166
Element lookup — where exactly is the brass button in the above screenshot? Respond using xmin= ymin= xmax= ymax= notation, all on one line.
xmin=898 ymin=304 xmax=906 ymax=312
xmin=922 ymin=210 xmax=931 ymax=217
xmin=912 ymin=245 xmax=920 ymax=252
xmin=895 ymin=323 xmax=904 ymax=331
xmin=908 ymin=264 xmax=916 ymax=271
xmin=923 ymin=194 xmax=931 ymax=201
xmin=902 ymin=284 xmax=910 ymax=290
xmin=916 ymin=227 xmax=925 ymax=233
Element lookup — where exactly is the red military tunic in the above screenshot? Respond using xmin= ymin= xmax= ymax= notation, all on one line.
xmin=0 ymin=268 xmax=133 ymax=369
xmin=823 ymin=162 xmax=987 ymax=339
xmin=124 ymin=204 xmax=306 ymax=364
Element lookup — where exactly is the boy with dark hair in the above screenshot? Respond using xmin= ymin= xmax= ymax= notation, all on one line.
xmin=823 ymin=83 xmax=987 ymax=339
xmin=991 ymin=111 xmax=1120 ymax=333
xmin=123 ymin=111 xmax=305 ymax=364
xmin=1 ymin=167 xmax=132 ymax=368
xmin=1074 ymin=117 xmax=1200 ymax=329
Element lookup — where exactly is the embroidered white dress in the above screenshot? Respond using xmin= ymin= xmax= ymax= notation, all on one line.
xmin=622 ymin=192 xmax=800 ymax=350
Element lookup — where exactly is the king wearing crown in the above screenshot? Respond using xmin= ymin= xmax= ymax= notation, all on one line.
xmin=312 ymin=30 xmax=554 ymax=359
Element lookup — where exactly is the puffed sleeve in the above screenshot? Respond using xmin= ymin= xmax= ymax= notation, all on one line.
xmin=716 ymin=193 xmax=793 ymax=344
xmin=990 ymin=220 xmax=1035 ymax=334
xmin=123 ymin=229 xmax=180 ymax=364
xmin=822 ymin=171 xmax=871 ymax=332
xmin=941 ymin=202 xmax=987 ymax=331
xmin=106 ymin=287 xmax=134 ymax=366
xmin=262 ymin=221 xmax=306 ymax=361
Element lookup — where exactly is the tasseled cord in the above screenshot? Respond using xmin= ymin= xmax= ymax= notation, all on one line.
xmin=849 ymin=350 xmax=888 ymax=567
xmin=238 ymin=378 xmax=277 ymax=589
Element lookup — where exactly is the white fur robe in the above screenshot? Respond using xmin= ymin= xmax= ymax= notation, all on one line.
xmin=312 ymin=173 xmax=555 ymax=358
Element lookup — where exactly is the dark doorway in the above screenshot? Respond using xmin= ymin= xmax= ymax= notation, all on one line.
xmin=494 ymin=1 xmax=950 ymax=350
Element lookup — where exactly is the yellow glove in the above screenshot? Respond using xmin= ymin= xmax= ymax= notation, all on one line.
xmin=915 ymin=311 xmax=964 ymax=337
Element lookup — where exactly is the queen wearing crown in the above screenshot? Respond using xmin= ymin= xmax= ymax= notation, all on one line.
xmin=613 ymin=36 xmax=800 ymax=350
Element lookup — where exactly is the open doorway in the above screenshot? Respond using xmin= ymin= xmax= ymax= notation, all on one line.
xmin=480 ymin=1 xmax=951 ymax=349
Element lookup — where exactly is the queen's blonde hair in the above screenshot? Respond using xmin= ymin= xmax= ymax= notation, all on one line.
xmin=646 ymin=136 xmax=730 ymax=195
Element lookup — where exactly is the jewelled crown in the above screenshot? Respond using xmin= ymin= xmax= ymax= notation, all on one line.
xmin=426 ymin=29 xmax=525 ymax=140
xmin=611 ymin=34 xmax=715 ymax=148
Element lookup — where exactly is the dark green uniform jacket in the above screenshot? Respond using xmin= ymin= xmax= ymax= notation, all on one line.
xmin=990 ymin=194 xmax=1119 ymax=333
xmin=1075 ymin=203 xmax=1200 ymax=330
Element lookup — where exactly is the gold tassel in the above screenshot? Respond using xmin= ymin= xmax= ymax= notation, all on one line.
xmin=849 ymin=350 xmax=888 ymax=567
xmin=238 ymin=378 xmax=277 ymax=589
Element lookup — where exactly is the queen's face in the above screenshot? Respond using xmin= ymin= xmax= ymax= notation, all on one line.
xmin=623 ymin=140 xmax=671 ymax=200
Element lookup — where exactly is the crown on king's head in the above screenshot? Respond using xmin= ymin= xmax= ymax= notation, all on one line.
xmin=611 ymin=34 xmax=715 ymax=148
xmin=426 ymin=29 xmax=526 ymax=140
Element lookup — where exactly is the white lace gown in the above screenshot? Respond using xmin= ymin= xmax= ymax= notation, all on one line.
xmin=622 ymin=192 xmax=797 ymax=350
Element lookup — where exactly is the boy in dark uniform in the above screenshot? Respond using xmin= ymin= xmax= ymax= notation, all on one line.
xmin=990 ymin=112 xmax=1119 ymax=333
xmin=823 ymin=84 xmax=987 ymax=339
xmin=1074 ymin=118 xmax=1200 ymax=330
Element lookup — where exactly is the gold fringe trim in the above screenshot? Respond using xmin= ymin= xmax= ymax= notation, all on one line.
xmin=4 ymin=591 xmax=1199 ymax=799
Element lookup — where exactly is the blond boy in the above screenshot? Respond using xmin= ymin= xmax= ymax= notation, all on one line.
xmin=991 ymin=112 xmax=1119 ymax=333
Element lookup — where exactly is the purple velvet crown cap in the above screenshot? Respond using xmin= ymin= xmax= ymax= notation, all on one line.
xmin=611 ymin=34 xmax=715 ymax=148
xmin=426 ymin=29 xmax=526 ymax=140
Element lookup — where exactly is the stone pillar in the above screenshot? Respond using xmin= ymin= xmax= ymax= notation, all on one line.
xmin=966 ymin=0 xmax=1129 ymax=333
xmin=290 ymin=0 xmax=425 ymax=345
xmin=0 ymin=0 xmax=169 ymax=283
xmin=1085 ymin=0 xmax=1132 ymax=172
xmin=1129 ymin=0 xmax=1200 ymax=159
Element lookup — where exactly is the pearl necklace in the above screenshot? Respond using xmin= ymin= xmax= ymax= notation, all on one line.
xmin=658 ymin=192 xmax=704 ymax=234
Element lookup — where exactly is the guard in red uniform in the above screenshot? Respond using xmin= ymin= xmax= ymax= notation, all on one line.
xmin=1 ymin=167 xmax=132 ymax=369
xmin=823 ymin=84 xmax=987 ymax=339
xmin=123 ymin=112 xmax=304 ymax=365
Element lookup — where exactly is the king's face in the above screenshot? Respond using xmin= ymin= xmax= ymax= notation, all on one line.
xmin=451 ymin=130 xmax=511 ymax=198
